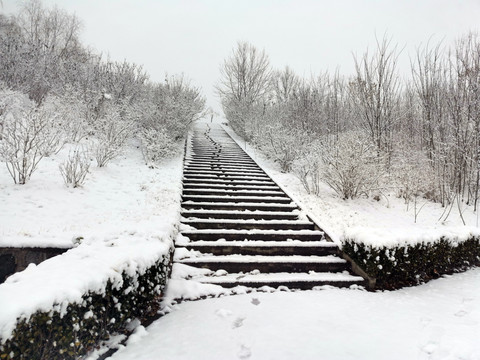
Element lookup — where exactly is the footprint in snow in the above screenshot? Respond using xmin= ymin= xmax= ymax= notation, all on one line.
xmin=251 ymin=298 xmax=260 ymax=306
xmin=422 ymin=342 xmax=437 ymax=355
xmin=215 ymin=309 xmax=233 ymax=318
xmin=238 ymin=344 xmax=252 ymax=359
xmin=232 ymin=317 xmax=245 ymax=329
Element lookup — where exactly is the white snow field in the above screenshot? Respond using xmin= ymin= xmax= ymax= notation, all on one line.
xmin=109 ymin=269 xmax=480 ymax=360
xmin=0 ymin=139 xmax=182 ymax=249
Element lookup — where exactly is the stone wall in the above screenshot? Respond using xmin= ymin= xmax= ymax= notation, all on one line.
xmin=0 ymin=247 xmax=69 ymax=283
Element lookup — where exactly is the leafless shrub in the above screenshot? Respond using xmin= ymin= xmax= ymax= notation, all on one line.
xmin=262 ymin=124 xmax=310 ymax=173
xmin=321 ymin=131 xmax=386 ymax=199
xmin=293 ymin=147 xmax=323 ymax=195
xmin=138 ymin=127 xmax=175 ymax=165
xmin=42 ymin=92 xmax=89 ymax=143
xmin=94 ymin=110 xmax=132 ymax=167
xmin=59 ymin=147 xmax=90 ymax=188
xmin=0 ymin=108 xmax=62 ymax=184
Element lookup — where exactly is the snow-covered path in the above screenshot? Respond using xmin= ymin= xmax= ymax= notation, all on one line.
xmin=108 ymin=268 xmax=480 ymax=360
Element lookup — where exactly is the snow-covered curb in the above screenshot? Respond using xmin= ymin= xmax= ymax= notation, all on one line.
xmin=0 ymin=234 xmax=174 ymax=343
xmin=345 ymin=225 xmax=480 ymax=248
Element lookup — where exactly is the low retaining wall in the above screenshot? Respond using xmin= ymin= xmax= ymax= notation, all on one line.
xmin=0 ymin=247 xmax=69 ymax=283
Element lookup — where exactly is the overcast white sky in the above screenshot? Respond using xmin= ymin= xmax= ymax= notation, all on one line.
xmin=3 ymin=0 xmax=480 ymax=114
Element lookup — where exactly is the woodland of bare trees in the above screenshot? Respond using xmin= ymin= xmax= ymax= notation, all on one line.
xmin=0 ymin=0 xmax=205 ymax=185
xmin=218 ymin=36 xmax=480 ymax=222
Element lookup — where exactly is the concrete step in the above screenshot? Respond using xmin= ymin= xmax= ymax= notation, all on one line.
xmin=184 ymin=167 xmax=264 ymax=174
xmin=181 ymin=195 xmax=292 ymax=204
xmin=189 ymin=155 xmax=253 ymax=161
xmin=190 ymin=271 xmax=365 ymax=289
xmin=182 ymin=189 xmax=285 ymax=197
xmin=176 ymin=254 xmax=348 ymax=273
xmin=180 ymin=210 xmax=300 ymax=220
xmin=181 ymin=202 xmax=298 ymax=211
xmin=192 ymin=151 xmax=249 ymax=155
xmin=183 ymin=178 xmax=277 ymax=186
xmin=179 ymin=240 xmax=338 ymax=256
xmin=182 ymin=219 xmax=315 ymax=230
xmin=181 ymin=229 xmax=324 ymax=241
xmin=184 ymin=169 xmax=266 ymax=175
xmin=185 ymin=160 xmax=259 ymax=168
xmin=184 ymin=164 xmax=261 ymax=170
xmin=182 ymin=183 xmax=281 ymax=191
xmin=183 ymin=172 xmax=269 ymax=179
xmin=185 ymin=158 xmax=257 ymax=165
xmin=183 ymin=174 xmax=271 ymax=181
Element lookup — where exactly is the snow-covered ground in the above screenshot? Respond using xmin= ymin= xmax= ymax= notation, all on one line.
xmin=109 ymin=269 xmax=480 ymax=360
xmin=0 ymin=139 xmax=182 ymax=249
xmin=0 ymin=139 xmax=183 ymax=341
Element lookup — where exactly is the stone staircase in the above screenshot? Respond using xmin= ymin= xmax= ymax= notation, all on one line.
xmin=172 ymin=123 xmax=366 ymax=291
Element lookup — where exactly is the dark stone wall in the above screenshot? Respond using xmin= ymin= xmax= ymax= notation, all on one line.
xmin=0 ymin=247 xmax=69 ymax=284
xmin=0 ymin=254 xmax=15 ymax=283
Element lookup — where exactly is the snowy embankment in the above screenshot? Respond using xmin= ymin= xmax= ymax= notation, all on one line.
xmin=110 ymin=269 xmax=480 ymax=360
xmin=0 ymin=139 xmax=183 ymax=342
xmin=224 ymin=126 xmax=480 ymax=248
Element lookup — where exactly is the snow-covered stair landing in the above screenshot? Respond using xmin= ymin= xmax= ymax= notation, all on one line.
xmin=171 ymin=123 xmax=366 ymax=297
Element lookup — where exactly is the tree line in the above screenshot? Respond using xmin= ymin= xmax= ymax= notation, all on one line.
xmin=0 ymin=0 xmax=205 ymax=186
xmin=217 ymin=35 xmax=480 ymax=222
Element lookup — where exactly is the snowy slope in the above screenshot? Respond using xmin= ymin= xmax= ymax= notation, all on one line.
xmin=0 ymin=139 xmax=183 ymax=341
xmin=223 ymin=124 xmax=480 ymax=247
xmin=0 ymin=139 xmax=182 ymax=248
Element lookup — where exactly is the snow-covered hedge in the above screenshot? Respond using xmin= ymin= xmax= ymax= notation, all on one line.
xmin=0 ymin=238 xmax=174 ymax=360
xmin=342 ymin=236 xmax=480 ymax=290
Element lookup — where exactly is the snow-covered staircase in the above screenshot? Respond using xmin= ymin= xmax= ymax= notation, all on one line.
xmin=172 ymin=123 xmax=366 ymax=292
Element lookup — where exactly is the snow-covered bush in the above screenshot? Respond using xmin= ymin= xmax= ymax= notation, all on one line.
xmin=59 ymin=147 xmax=90 ymax=188
xmin=321 ymin=131 xmax=385 ymax=199
xmin=94 ymin=110 xmax=133 ymax=167
xmin=0 ymin=103 xmax=64 ymax=184
xmin=342 ymin=236 xmax=480 ymax=290
xmin=391 ymin=144 xmax=437 ymax=204
xmin=41 ymin=92 xmax=89 ymax=143
xmin=149 ymin=76 xmax=206 ymax=141
xmin=0 ymin=90 xmax=33 ymax=140
xmin=138 ymin=127 xmax=176 ymax=165
xmin=261 ymin=124 xmax=310 ymax=173
xmin=293 ymin=141 xmax=323 ymax=195
xmin=0 ymin=251 xmax=172 ymax=360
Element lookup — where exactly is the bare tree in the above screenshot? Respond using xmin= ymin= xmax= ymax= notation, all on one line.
xmin=1 ymin=107 xmax=61 ymax=184
xmin=271 ymin=66 xmax=299 ymax=103
xmin=93 ymin=109 xmax=132 ymax=167
xmin=217 ymin=42 xmax=271 ymax=138
xmin=217 ymin=41 xmax=271 ymax=104
xmin=352 ymin=36 xmax=402 ymax=155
